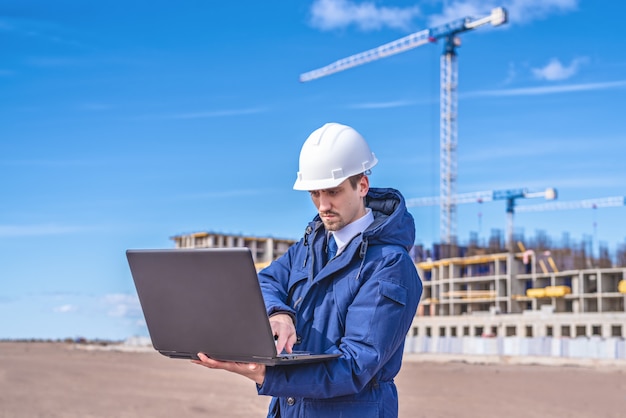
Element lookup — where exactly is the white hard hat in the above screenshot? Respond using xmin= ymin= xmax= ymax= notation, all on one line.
xmin=293 ymin=122 xmax=378 ymax=191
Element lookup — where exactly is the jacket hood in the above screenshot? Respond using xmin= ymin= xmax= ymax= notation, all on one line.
xmin=363 ymin=187 xmax=415 ymax=251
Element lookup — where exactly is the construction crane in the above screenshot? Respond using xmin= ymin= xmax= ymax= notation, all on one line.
xmin=300 ymin=7 xmax=508 ymax=245
xmin=515 ymin=196 xmax=626 ymax=213
xmin=407 ymin=187 xmax=557 ymax=251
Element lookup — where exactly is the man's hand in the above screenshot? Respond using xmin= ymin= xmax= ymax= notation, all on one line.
xmin=191 ymin=313 xmax=295 ymax=386
xmin=270 ymin=313 xmax=297 ymax=354
xmin=192 ymin=353 xmax=266 ymax=386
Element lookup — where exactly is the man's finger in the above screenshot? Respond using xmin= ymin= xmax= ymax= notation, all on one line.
xmin=275 ymin=333 xmax=290 ymax=354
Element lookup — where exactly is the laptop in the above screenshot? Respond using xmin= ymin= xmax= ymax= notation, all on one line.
xmin=126 ymin=248 xmax=340 ymax=366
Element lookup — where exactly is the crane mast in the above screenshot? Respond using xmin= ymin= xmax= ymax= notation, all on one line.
xmin=440 ymin=38 xmax=459 ymax=245
xmin=300 ymin=7 xmax=508 ymax=244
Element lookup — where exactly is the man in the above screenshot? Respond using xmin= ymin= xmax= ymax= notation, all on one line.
xmin=193 ymin=122 xmax=422 ymax=417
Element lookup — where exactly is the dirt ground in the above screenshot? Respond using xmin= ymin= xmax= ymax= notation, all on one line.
xmin=0 ymin=342 xmax=624 ymax=418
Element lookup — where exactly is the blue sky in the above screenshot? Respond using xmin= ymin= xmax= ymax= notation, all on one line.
xmin=1 ymin=0 xmax=625 ymax=340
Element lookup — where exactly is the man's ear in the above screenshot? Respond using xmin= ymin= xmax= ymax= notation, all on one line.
xmin=359 ymin=175 xmax=370 ymax=197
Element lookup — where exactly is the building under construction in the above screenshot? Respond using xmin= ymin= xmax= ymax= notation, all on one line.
xmin=171 ymin=231 xmax=626 ymax=360
xmin=412 ymin=245 xmax=626 ymax=339
xmin=171 ymin=231 xmax=293 ymax=270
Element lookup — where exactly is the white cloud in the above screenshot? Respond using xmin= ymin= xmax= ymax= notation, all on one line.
xmin=53 ymin=304 xmax=78 ymax=313
xmin=309 ymin=0 xmax=421 ymax=31
xmin=427 ymin=0 xmax=579 ymax=27
xmin=502 ymin=0 xmax=579 ymax=25
xmin=464 ymin=79 xmax=626 ymax=98
xmin=308 ymin=0 xmax=579 ymax=32
xmin=168 ymin=107 xmax=268 ymax=119
xmin=427 ymin=1 xmax=485 ymax=27
xmin=102 ymin=293 xmax=142 ymax=318
xmin=532 ymin=57 xmax=588 ymax=81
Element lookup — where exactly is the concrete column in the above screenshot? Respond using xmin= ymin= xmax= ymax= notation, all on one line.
xmin=265 ymin=239 xmax=273 ymax=263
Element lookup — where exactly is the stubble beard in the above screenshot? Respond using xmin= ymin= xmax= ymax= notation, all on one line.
xmin=321 ymin=213 xmax=345 ymax=232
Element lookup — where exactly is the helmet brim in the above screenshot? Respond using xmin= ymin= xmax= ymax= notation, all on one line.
xmin=293 ymin=176 xmax=347 ymax=191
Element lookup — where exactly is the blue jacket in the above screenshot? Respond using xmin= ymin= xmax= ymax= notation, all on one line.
xmin=257 ymin=187 xmax=423 ymax=417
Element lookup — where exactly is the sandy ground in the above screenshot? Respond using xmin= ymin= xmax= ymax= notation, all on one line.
xmin=1 ymin=342 xmax=624 ymax=418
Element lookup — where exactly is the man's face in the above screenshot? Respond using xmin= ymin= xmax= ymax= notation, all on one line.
xmin=309 ymin=176 xmax=369 ymax=231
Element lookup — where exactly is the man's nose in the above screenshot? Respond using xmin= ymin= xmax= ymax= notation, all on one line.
xmin=318 ymin=193 xmax=331 ymax=211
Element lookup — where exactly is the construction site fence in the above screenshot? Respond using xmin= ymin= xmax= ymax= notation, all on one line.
xmin=404 ymin=335 xmax=626 ymax=361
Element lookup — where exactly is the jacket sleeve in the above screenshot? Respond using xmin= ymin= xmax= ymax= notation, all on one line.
xmin=258 ymin=251 xmax=422 ymax=399
xmin=257 ymin=242 xmax=300 ymax=319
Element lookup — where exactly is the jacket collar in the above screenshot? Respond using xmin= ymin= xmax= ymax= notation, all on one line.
xmin=332 ymin=208 xmax=373 ymax=254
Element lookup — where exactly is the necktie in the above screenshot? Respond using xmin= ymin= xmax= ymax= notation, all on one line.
xmin=327 ymin=234 xmax=338 ymax=262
